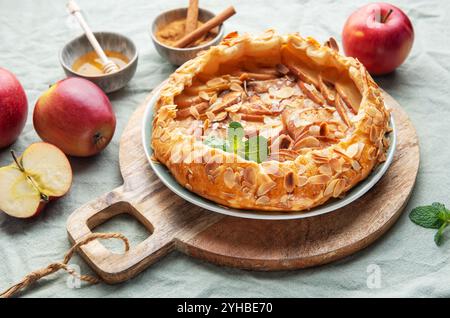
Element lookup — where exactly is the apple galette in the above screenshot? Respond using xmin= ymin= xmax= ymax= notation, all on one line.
xmin=151 ymin=31 xmax=391 ymax=211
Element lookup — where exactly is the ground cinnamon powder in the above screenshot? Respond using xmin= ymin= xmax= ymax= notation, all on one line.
xmin=156 ymin=19 xmax=218 ymax=47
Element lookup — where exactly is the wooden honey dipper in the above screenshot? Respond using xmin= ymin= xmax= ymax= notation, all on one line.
xmin=67 ymin=0 xmax=119 ymax=74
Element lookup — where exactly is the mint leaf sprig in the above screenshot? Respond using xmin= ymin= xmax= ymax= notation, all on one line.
xmin=203 ymin=122 xmax=269 ymax=164
xmin=409 ymin=202 xmax=450 ymax=246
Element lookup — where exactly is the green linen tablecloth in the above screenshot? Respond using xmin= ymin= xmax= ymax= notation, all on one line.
xmin=1 ymin=0 xmax=449 ymax=298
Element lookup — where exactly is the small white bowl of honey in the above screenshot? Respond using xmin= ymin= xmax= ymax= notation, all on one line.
xmin=60 ymin=32 xmax=138 ymax=93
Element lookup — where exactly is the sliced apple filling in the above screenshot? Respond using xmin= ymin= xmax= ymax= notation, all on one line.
xmin=170 ymin=56 xmax=362 ymax=163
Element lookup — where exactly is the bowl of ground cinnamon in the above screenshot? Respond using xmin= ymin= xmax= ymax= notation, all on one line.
xmin=151 ymin=5 xmax=233 ymax=65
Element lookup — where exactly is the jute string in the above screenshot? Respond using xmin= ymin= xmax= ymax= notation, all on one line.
xmin=0 ymin=232 xmax=129 ymax=298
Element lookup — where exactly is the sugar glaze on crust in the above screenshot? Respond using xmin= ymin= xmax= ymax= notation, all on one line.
xmin=151 ymin=31 xmax=391 ymax=212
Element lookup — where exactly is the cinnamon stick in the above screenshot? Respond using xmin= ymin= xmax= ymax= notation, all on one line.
xmin=175 ymin=6 xmax=236 ymax=48
xmin=185 ymin=0 xmax=199 ymax=34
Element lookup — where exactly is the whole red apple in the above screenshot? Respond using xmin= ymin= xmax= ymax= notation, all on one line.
xmin=0 ymin=67 xmax=28 ymax=148
xmin=342 ymin=3 xmax=414 ymax=75
xmin=33 ymin=77 xmax=116 ymax=157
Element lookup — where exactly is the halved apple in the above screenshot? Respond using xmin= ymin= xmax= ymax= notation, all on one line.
xmin=0 ymin=142 xmax=72 ymax=218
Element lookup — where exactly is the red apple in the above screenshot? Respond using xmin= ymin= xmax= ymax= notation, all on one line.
xmin=0 ymin=67 xmax=28 ymax=148
xmin=342 ymin=3 xmax=414 ymax=75
xmin=33 ymin=77 xmax=116 ymax=157
xmin=0 ymin=142 xmax=72 ymax=218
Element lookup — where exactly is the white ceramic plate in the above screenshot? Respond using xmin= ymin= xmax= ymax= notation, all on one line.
xmin=142 ymin=88 xmax=396 ymax=220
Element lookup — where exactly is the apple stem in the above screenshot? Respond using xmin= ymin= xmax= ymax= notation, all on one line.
xmin=10 ymin=150 xmax=24 ymax=172
xmin=10 ymin=150 xmax=49 ymax=202
xmin=381 ymin=9 xmax=393 ymax=23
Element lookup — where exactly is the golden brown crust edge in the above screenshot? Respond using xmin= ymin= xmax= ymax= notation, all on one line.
xmin=151 ymin=31 xmax=390 ymax=212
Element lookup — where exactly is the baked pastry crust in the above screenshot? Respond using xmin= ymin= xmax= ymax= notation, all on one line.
xmin=151 ymin=31 xmax=390 ymax=211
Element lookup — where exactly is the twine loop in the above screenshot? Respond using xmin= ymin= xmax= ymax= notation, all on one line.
xmin=0 ymin=232 xmax=129 ymax=298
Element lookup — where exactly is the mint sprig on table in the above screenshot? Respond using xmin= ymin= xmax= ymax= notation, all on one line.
xmin=409 ymin=202 xmax=450 ymax=246
xmin=203 ymin=122 xmax=269 ymax=163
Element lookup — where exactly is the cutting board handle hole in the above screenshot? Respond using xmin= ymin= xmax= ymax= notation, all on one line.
xmin=86 ymin=201 xmax=155 ymax=252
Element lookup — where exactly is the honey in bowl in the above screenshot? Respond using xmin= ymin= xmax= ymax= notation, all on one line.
xmin=72 ymin=50 xmax=129 ymax=76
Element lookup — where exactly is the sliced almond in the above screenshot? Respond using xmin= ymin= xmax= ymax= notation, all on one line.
xmin=270 ymin=134 xmax=294 ymax=153
xmin=311 ymin=153 xmax=330 ymax=164
xmin=206 ymin=111 xmax=215 ymax=121
xmin=206 ymin=77 xmax=228 ymax=87
xmin=369 ymin=125 xmax=379 ymax=143
xmin=309 ymin=125 xmax=321 ymax=136
xmin=256 ymin=195 xmax=270 ymax=205
xmin=351 ymin=160 xmax=361 ymax=171
xmin=170 ymin=149 xmax=183 ymax=164
xmin=319 ymin=164 xmax=333 ymax=176
xmin=223 ymin=168 xmax=236 ymax=188
xmin=199 ymin=91 xmax=210 ymax=101
xmin=159 ymin=132 xmax=170 ymax=142
xmin=333 ymin=179 xmax=345 ymax=197
xmin=210 ymin=92 xmax=241 ymax=113
xmin=329 ymin=157 xmax=343 ymax=173
xmin=243 ymin=167 xmax=256 ymax=186
xmin=346 ymin=143 xmax=360 ymax=158
xmin=319 ymin=122 xmax=329 ymax=136
xmin=176 ymin=102 xmax=209 ymax=119
xmin=308 ymin=174 xmax=330 ymax=185
xmin=229 ymin=112 xmax=242 ymax=122
xmin=205 ymin=159 xmax=220 ymax=177
xmin=209 ymin=93 xmax=218 ymax=105
xmin=334 ymin=131 xmax=346 ymax=139
xmin=273 ymin=149 xmax=299 ymax=162
xmin=153 ymin=127 xmax=163 ymax=139
xmin=257 ymin=180 xmax=277 ymax=196
xmin=334 ymin=147 xmax=351 ymax=159
xmin=213 ymin=111 xmax=228 ymax=122
xmin=203 ymin=119 xmax=210 ymax=131
xmin=324 ymin=179 xmax=339 ymax=197
xmin=297 ymin=164 xmax=307 ymax=175
xmin=366 ymin=106 xmax=382 ymax=118
xmin=368 ymin=146 xmax=377 ymax=160
xmin=230 ymin=82 xmax=244 ymax=92
xmin=284 ymin=171 xmax=295 ymax=193
xmin=273 ymin=86 xmax=295 ymax=99
xmin=297 ymin=176 xmax=308 ymax=187
xmin=293 ymin=136 xmax=320 ymax=149
xmin=324 ymin=37 xmax=339 ymax=51
xmin=189 ymin=106 xmax=200 ymax=119
xmin=238 ymin=184 xmax=249 ymax=193
xmin=280 ymin=194 xmax=289 ymax=206
xmin=261 ymin=161 xmax=282 ymax=176
xmin=355 ymin=143 xmax=365 ymax=159
xmin=225 ymin=102 xmax=242 ymax=113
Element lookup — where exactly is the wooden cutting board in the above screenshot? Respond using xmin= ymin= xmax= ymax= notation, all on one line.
xmin=66 ymin=89 xmax=419 ymax=284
